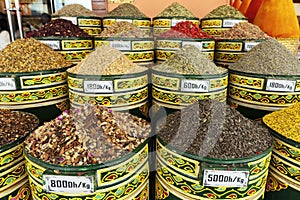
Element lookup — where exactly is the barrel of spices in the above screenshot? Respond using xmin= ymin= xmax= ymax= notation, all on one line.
xmin=214 ymin=22 xmax=268 ymax=67
xmin=200 ymin=5 xmax=247 ymax=37
xmin=262 ymin=103 xmax=300 ymax=200
xmin=52 ymin=4 xmax=102 ymax=36
xmin=67 ymin=45 xmax=150 ymax=119
xmin=103 ymin=3 xmax=151 ymax=36
xmin=151 ymin=45 xmax=228 ymax=114
xmin=152 ymin=2 xmax=199 ymax=37
xmin=155 ymin=100 xmax=273 ymax=200
xmin=155 ymin=21 xmax=215 ymax=63
xmin=24 ymin=105 xmax=150 ymax=200
xmin=29 ymin=19 xmax=94 ymax=63
xmin=228 ymin=38 xmax=300 ymax=119
xmin=0 ymin=38 xmax=72 ymax=124
xmin=94 ymin=21 xmax=154 ymax=66
xmin=0 ymin=110 xmax=39 ymax=200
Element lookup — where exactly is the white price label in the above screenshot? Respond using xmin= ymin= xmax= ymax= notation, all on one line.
xmin=203 ymin=169 xmax=249 ymax=187
xmin=171 ymin=19 xmax=185 ymax=27
xmin=266 ymin=79 xmax=296 ymax=92
xmin=0 ymin=78 xmax=16 ymax=90
xmin=116 ymin=19 xmax=133 ymax=23
xmin=60 ymin=17 xmax=77 ymax=25
xmin=182 ymin=41 xmax=203 ymax=51
xmin=244 ymin=42 xmax=260 ymax=51
xmin=110 ymin=41 xmax=131 ymax=51
xmin=223 ymin=19 xmax=242 ymax=28
xmin=181 ymin=79 xmax=209 ymax=92
xmin=40 ymin=40 xmax=60 ymax=50
xmin=84 ymin=80 xmax=113 ymax=93
xmin=43 ymin=175 xmax=94 ymax=194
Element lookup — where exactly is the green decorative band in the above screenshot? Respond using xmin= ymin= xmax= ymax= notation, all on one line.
xmin=78 ymin=18 xmax=102 ymax=27
xmin=0 ymin=161 xmax=26 ymax=191
xmin=155 ymin=49 xmax=177 ymax=61
xmin=133 ymin=181 xmax=148 ymax=200
xmin=58 ymin=50 xmax=93 ymax=62
xmin=215 ymin=40 xmax=264 ymax=52
xmin=97 ymin=144 xmax=148 ymax=187
xmin=94 ymin=39 xmax=154 ymax=51
xmin=266 ymin=171 xmax=289 ymax=193
xmin=152 ymin=86 xmax=227 ymax=106
xmin=202 ymin=28 xmax=229 ymax=37
xmin=69 ymin=86 xmax=148 ymax=107
xmin=229 ymin=73 xmax=264 ymax=90
xmin=229 ymin=85 xmax=300 ymax=109
xmin=153 ymin=18 xmax=199 ymax=27
xmin=156 ymin=39 xmax=215 ymax=51
xmin=214 ymin=51 xmax=245 ymax=63
xmin=0 ymin=143 xmax=23 ymax=171
xmin=124 ymin=51 xmax=154 ymax=62
xmin=61 ymin=40 xmax=93 ymax=50
xmin=20 ymin=72 xmax=67 ymax=89
xmin=102 ymin=18 xmax=151 ymax=27
xmin=200 ymin=18 xmax=247 ymax=29
xmin=0 ymin=177 xmax=30 ymax=199
xmin=80 ymin=27 xmax=102 ymax=36
xmin=0 ymin=84 xmax=68 ymax=104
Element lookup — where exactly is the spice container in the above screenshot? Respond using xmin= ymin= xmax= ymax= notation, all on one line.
xmin=52 ymin=4 xmax=102 ymax=36
xmin=262 ymin=103 xmax=300 ymax=200
xmin=0 ymin=38 xmax=72 ymax=123
xmin=153 ymin=2 xmax=199 ymax=37
xmin=95 ymin=22 xmax=154 ymax=66
xmin=24 ymin=105 xmax=150 ymax=199
xmin=0 ymin=110 xmax=39 ymax=200
xmin=155 ymin=100 xmax=273 ymax=199
xmin=103 ymin=3 xmax=151 ymax=36
xmin=214 ymin=22 xmax=268 ymax=67
xmin=228 ymin=38 xmax=300 ymax=119
xmin=152 ymin=45 xmax=228 ymax=113
xmin=200 ymin=5 xmax=247 ymax=37
xmin=67 ymin=45 xmax=150 ymax=119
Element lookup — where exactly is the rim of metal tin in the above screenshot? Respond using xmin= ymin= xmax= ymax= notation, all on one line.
xmin=157 ymin=135 xmax=273 ymax=164
xmin=200 ymin=17 xmax=248 ymax=21
xmin=228 ymin=68 xmax=300 ymax=79
xmin=155 ymin=37 xmax=215 ymax=41
xmin=52 ymin=15 xmax=102 ymax=19
xmin=103 ymin=16 xmax=151 ymax=21
xmin=94 ymin=37 xmax=154 ymax=41
xmin=24 ymin=138 xmax=149 ymax=171
xmin=151 ymin=68 xmax=228 ymax=79
xmin=0 ymin=66 xmax=73 ymax=77
xmin=33 ymin=36 xmax=94 ymax=40
xmin=215 ymin=38 xmax=266 ymax=42
xmin=153 ymin=16 xmax=199 ymax=21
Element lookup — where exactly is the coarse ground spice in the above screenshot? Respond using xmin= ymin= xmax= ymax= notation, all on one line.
xmin=152 ymin=45 xmax=225 ymax=75
xmin=156 ymin=2 xmax=197 ymax=18
xmin=67 ymin=45 xmax=147 ymax=75
xmin=263 ymin=103 xmax=300 ymax=143
xmin=229 ymin=38 xmax=300 ymax=75
xmin=106 ymin=3 xmax=147 ymax=18
xmin=0 ymin=110 xmax=39 ymax=147
xmin=0 ymin=38 xmax=71 ymax=73
xmin=220 ymin=22 xmax=268 ymax=39
xmin=204 ymin=5 xmax=245 ymax=18
xmin=53 ymin=4 xmax=97 ymax=17
xmin=24 ymin=105 xmax=150 ymax=166
xmin=157 ymin=100 xmax=273 ymax=159
xmin=99 ymin=21 xmax=149 ymax=38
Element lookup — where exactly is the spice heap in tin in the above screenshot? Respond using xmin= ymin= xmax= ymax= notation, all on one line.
xmin=263 ymin=103 xmax=300 ymax=143
xmin=67 ymin=45 xmax=147 ymax=75
xmin=106 ymin=3 xmax=147 ymax=18
xmin=24 ymin=105 xmax=150 ymax=166
xmin=153 ymin=45 xmax=225 ymax=74
xmin=53 ymin=4 xmax=97 ymax=17
xmin=157 ymin=100 xmax=273 ymax=159
xmin=229 ymin=38 xmax=300 ymax=75
xmin=204 ymin=4 xmax=245 ymax=18
xmin=0 ymin=110 xmax=39 ymax=146
xmin=156 ymin=2 xmax=197 ymax=18
xmin=0 ymin=38 xmax=71 ymax=72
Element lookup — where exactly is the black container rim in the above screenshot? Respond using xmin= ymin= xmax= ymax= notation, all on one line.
xmin=94 ymin=37 xmax=154 ymax=41
xmin=103 ymin=16 xmax=151 ymax=20
xmin=200 ymin=17 xmax=248 ymax=21
xmin=156 ymin=136 xmax=273 ymax=164
xmin=153 ymin=16 xmax=199 ymax=20
xmin=228 ymin=68 xmax=300 ymax=79
xmin=155 ymin=37 xmax=215 ymax=41
xmin=52 ymin=15 xmax=102 ymax=19
xmin=33 ymin=36 xmax=94 ymax=40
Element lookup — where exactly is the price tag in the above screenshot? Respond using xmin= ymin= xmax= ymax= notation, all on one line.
xmin=60 ymin=17 xmax=77 ymax=25
xmin=84 ymin=80 xmax=113 ymax=93
xmin=40 ymin=40 xmax=61 ymax=50
xmin=171 ymin=19 xmax=185 ymax=27
xmin=244 ymin=42 xmax=260 ymax=51
xmin=182 ymin=41 xmax=203 ymax=51
xmin=116 ymin=19 xmax=133 ymax=23
xmin=43 ymin=175 xmax=94 ymax=194
xmin=266 ymin=79 xmax=296 ymax=92
xmin=0 ymin=78 xmax=16 ymax=90
xmin=181 ymin=79 xmax=209 ymax=92
xmin=110 ymin=41 xmax=131 ymax=51
xmin=203 ymin=169 xmax=249 ymax=187
xmin=223 ymin=19 xmax=242 ymax=28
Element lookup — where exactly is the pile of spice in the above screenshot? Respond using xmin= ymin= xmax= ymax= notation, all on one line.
xmin=159 ymin=21 xmax=213 ymax=38
xmin=0 ymin=38 xmax=71 ymax=72
xmin=203 ymin=5 xmax=245 ymax=18
xmin=229 ymin=38 xmax=300 ymax=75
xmin=155 ymin=2 xmax=197 ymax=18
xmin=157 ymin=100 xmax=273 ymax=159
xmin=106 ymin=3 xmax=147 ymax=18
xmin=263 ymin=103 xmax=300 ymax=143
xmin=99 ymin=21 xmax=149 ymax=38
xmin=0 ymin=110 xmax=39 ymax=147
xmin=53 ymin=4 xmax=97 ymax=17
xmin=220 ymin=22 xmax=268 ymax=39
xmin=153 ymin=45 xmax=225 ymax=74
xmin=24 ymin=105 xmax=150 ymax=165
xmin=28 ymin=19 xmax=89 ymax=37
xmin=67 ymin=45 xmax=147 ymax=75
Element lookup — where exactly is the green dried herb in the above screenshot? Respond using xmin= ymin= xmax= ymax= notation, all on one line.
xmin=107 ymin=3 xmax=148 ymax=18
xmin=156 ymin=2 xmax=197 ymax=18
xmin=204 ymin=5 xmax=245 ymax=18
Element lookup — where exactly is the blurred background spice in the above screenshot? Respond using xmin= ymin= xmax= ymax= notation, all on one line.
xmin=106 ymin=3 xmax=148 ymax=18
